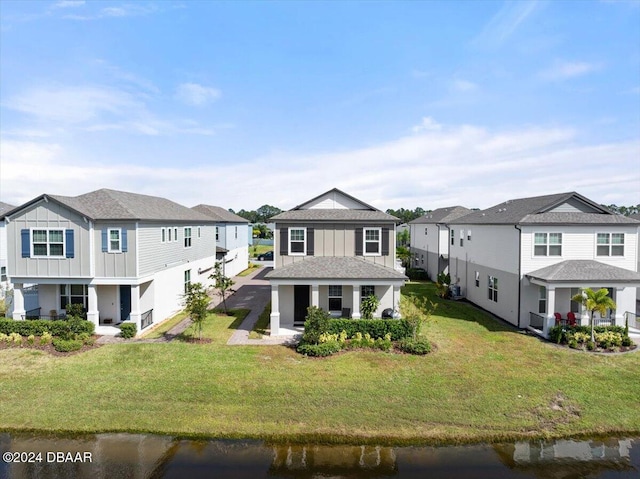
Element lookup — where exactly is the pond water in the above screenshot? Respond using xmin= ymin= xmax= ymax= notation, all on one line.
xmin=1 ymin=433 xmax=638 ymax=479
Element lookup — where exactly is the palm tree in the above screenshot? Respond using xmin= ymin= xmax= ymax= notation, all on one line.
xmin=571 ymin=288 xmax=617 ymax=343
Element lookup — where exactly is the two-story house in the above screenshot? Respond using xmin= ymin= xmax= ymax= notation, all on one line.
xmin=0 ymin=202 xmax=15 ymax=296
xmin=4 ymin=189 xmax=219 ymax=335
xmin=408 ymin=206 xmax=471 ymax=281
xmin=191 ymin=205 xmax=250 ymax=278
xmin=446 ymin=192 xmax=640 ymax=336
xmin=265 ymin=188 xmax=407 ymax=336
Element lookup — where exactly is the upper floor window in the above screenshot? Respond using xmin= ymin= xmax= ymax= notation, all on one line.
xmin=174 ymin=228 xmax=178 ymax=242
xmin=534 ymin=233 xmax=562 ymax=256
xmin=215 ymin=226 xmax=220 ymax=241
xmin=289 ymin=227 xmax=306 ymax=255
xmin=459 ymin=229 xmax=464 ymax=247
xmin=467 ymin=230 xmax=472 ymax=241
xmin=168 ymin=228 xmax=172 ymax=242
xmin=33 ymin=229 xmax=64 ymax=257
xmin=108 ymin=229 xmax=122 ymax=253
xmin=161 ymin=228 xmax=166 ymax=243
xmin=488 ymin=275 xmax=498 ymax=302
xmin=450 ymin=229 xmax=455 ymax=246
xmin=197 ymin=227 xmax=201 ymax=238
xmin=1 ymin=266 xmax=6 ymax=282
xmin=597 ymin=233 xmax=624 ymax=256
xmin=364 ymin=227 xmax=381 ymax=255
xmin=235 ymin=226 xmax=238 ymax=239
xmin=424 ymin=227 xmax=428 ymax=235
xmin=184 ymin=227 xmax=192 ymax=248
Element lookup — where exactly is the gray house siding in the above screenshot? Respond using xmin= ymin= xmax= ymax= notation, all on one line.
xmin=8 ymin=201 xmax=91 ymax=278
xmin=94 ymin=222 xmax=137 ymax=278
xmin=275 ymin=223 xmax=395 ymax=269
xmin=410 ymin=247 xmax=445 ymax=281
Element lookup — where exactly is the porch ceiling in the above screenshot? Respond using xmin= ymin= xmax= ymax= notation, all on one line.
xmin=526 ymin=260 xmax=640 ymax=285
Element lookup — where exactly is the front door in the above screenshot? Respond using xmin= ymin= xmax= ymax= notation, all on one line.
xmin=120 ymin=285 xmax=131 ymax=322
xmin=294 ymin=285 xmax=310 ymax=325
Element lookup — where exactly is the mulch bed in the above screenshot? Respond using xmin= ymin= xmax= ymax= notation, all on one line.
xmin=0 ymin=337 xmax=101 ymax=356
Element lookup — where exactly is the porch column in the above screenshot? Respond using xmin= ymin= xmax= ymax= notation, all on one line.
xmin=311 ymin=284 xmax=319 ymax=308
xmin=615 ymin=287 xmax=624 ymax=325
xmin=543 ymin=287 xmax=556 ymax=338
xmin=270 ymin=284 xmax=280 ymax=336
xmin=86 ymin=284 xmax=99 ymax=328
xmin=12 ymin=283 xmax=25 ymax=320
xmin=352 ymin=285 xmax=361 ymax=319
xmin=129 ymin=284 xmax=142 ymax=334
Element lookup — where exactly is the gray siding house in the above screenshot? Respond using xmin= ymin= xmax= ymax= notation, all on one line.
xmin=4 ymin=189 xmax=218 ymax=335
xmin=266 ymin=188 xmax=407 ymax=335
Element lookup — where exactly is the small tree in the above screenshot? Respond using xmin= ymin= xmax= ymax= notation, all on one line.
xmin=435 ymin=272 xmax=451 ymax=299
xmin=209 ymin=262 xmax=235 ymax=314
xmin=571 ymin=288 xmax=617 ymax=343
xmin=360 ymin=294 xmax=380 ymax=319
xmin=183 ymin=282 xmax=210 ymax=340
xmin=400 ymin=295 xmax=437 ymax=340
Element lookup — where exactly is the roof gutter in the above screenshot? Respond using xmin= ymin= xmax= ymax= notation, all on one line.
xmin=515 ymin=224 xmax=522 ymax=328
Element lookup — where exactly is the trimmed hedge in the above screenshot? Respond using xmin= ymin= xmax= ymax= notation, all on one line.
xmin=119 ymin=323 xmax=137 ymax=339
xmin=297 ymin=340 xmax=342 ymax=357
xmin=397 ymin=338 xmax=432 ymax=355
xmin=0 ymin=318 xmax=95 ymax=338
xmin=327 ymin=319 xmax=412 ymax=340
xmin=406 ymin=268 xmax=428 ymax=281
xmin=549 ymin=324 xmax=626 ymax=344
xmin=52 ymin=338 xmax=84 ymax=352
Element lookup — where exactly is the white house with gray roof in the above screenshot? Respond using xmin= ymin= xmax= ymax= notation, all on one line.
xmin=408 ymin=206 xmax=471 ymax=281
xmin=446 ymin=192 xmax=640 ymax=336
xmin=191 ymin=205 xmax=250 ymax=278
xmin=3 ymin=189 xmax=219 ymax=336
xmin=265 ymin=188 xmax=407 ymax=335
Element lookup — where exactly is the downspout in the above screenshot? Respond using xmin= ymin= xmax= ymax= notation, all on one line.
xmin=514 ymin=224 xmax=522 ymax=328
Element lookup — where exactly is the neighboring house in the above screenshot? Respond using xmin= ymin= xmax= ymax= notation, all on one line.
xmin=191 ymin=205 xmax=250 ymax=278
xmin=4 ymin=189 xmax=219 ymax=335
xmin=0 ymin=201 xmax=16 ymax=296
xmin=265 ymin=188 xmax=407 ymax=336
xmin=631 ymin=212 xmax=640 ymax=314
xmin=408 ymin=206 xmax=471 ymax=281
xmin=446 ymin=192 xmax=640 ymax=336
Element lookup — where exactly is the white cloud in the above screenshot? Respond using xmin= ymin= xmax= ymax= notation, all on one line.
xmin=538 ymin=61 xmax=602 ymax=81
xmin=411 ymin=117 xmax=442 ymax=133
xmin=2 ymin=123 xmax=638 ymax=211
xmin=175 ymin=83 xmax=221 ymax=107
xmin=472 ymin=1 xmax=539 ymax=48
xmin=52 ymin=1 xmax=86 ymax=8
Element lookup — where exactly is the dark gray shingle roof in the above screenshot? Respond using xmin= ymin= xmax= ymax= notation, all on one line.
xmin=270 ymin=209 xmax=399 ymax=222
xmin=409 ymin=206 xmax=472 ymax=224
xmin=526 ymin=260 xmax=640 ymax=283
xmin=18 ymin=189 xmax=215 ymax=222
xmin=0 ymin=202 xmax=16 ymax=217
xmin=451 ymin=192 xmax=639 ymax=225
xmin=265 ymin=256 xmax=407 ymax=280
xmin=192 ymin=204 xmax=249 ymax=223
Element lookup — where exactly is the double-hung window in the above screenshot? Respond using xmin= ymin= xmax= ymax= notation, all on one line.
xmin=32 ymin=229 xmax=64 ymax=257
xmin=534 ymin=233 xmax=562 ymax=256
xmin=475 ymin=271 xmax=480 ymax=288
xmin=108 ymin=229 xmax=122 ymax=253
xmin=597 ymin=233 xmax=624 ymax=256
xmin=363 ymin=227 xmax=381 ymax=255
xmin=289 ymin=227 xmax=306 ymax=255
xmin=538 ymin=286 xmax=547 ymax=314
xmin=488 ymin=276 xmax=498 ymax=302
xmin=361 ymin=285 xmax=375 ymax=300
xmin=184 ymin=270 xmax=191 ymax=294
xmin=328 ymin=285 xmax=342 ymax=312
xmin=184 ymin=227 xmax=192 ymax=248
xmin=215 ymin=227 xmax=219 ymax=241
xmin=460 ymin=229 xmax=464 ymax=247
xmin=450 ymin=229 xmax=455 ymax=246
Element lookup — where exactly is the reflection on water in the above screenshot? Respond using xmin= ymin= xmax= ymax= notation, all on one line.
xmin=0 ymin=433 xmax=638 ymax=478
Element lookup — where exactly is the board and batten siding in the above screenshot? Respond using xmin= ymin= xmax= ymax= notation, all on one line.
xmin=137 ymin=223 xmax=217 ymax=277
xmin=520 ymin=225 xmax=638 ymax=275
xmin=8 ymin=200 xmax=91 ymax=278
xmin=93 ymin=223 xmax=137 ymax=278
xmin=275 ymin=223 xmax=395 ymax=269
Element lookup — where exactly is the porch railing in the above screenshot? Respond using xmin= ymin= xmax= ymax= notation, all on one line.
xmin=592 ymin=317 xmax=615 ymax=327
xmin=529 ymin=312 xmax=544 ymax=329
xmin=23 ymin=308 xmax=41 ymax=320
xmin=624 ymin=311 xmax=639 ymax=330
xmin=140 ymin=309 xmax=153 ymax=330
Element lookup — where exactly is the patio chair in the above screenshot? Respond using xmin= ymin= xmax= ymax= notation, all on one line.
xmin=554 ymin=312 xmax=562 ymax=325
xmin=567 ymin=312 xmax=577 ymax=326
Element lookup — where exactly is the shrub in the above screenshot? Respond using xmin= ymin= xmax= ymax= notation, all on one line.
xmin=9 ymin=332 xmax=22 ymax=345
xmin=327 ymin=319 xmax=411 ymax=340
xmin=119 ymin=323 xmax=137 ymax=339
xmin=622 ymin=336 xmax=633 ymax=347
xmin=52 ymin=338 xmax=83 ymax=352
xmin=406 ymin=268 xmax=428 ymax=281
xmin=297 ymin=340 xmax=342 ymax=357
xmin=550 ymin=325 xmax=627 ymax=347
xmin=0 ymin=318 xmax=93 ymax=338
xmin=26 ymin=334 xmax=35 ymax=346
xmin=39 ymin=332 xmax=53 ymax=345
xmin=397 ymin=338 xmax=432 ymax=355
xmin=65 ymin=303 xmax=86 ymax=319
xmin=595 ymin=331 xmax=622 ymax=349
xmin=360 ymin=295 xmax=380 ymax=320
xmin=0 ymin=333 xmax=8 ymax=343
xmin=302 ymin=306 xmax=330 ymax=344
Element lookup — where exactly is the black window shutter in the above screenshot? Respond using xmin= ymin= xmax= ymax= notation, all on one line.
xmin=355 ymin=228 xmax=363 ymax=256
xmin=307 ymin=228 xmax=314 ymax=256
xmin=382 ymin=228 xmax=390 ymax=255
xmin=280 ymin=228 xmax=288 ymax=255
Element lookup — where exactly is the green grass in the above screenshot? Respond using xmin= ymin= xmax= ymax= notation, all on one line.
xmin=250 ymin=245 xmax=272 ymax=258
xmin=248 ymin=302 xmax=271 ymax=339
xmin=1 ymin=281 xmax=638 ymax=445
xmin=179 ymin=309 xmax=250 ymax=342
xmin=139 ymin=311 xmax=189 ymax=339
xmin=238 ymin=263 xmax=262 ymax=277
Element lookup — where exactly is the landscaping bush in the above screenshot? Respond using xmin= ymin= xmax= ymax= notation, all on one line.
xmin=406 ymin=268 xmax=428 ymax=280
xmin=397 ymin=338 xmax=432 ymax=355
xmin=549 ymin=325 xmax=627 ymax=346
xmin=0 ymin=318 xmax=94 ymax=338
xmin=327 ymin=319 xmax=411 ymax=340
xmin=302 ymin=306 xmax=330 ymax=344
xmin=119 ymin=323 xmax=137 ymax=339
xmin=52 ymin=338 xmax=83 ymax=352
xmin=297 ymin=340 xmax=342 ymax=357
xmin=39 ymin=332 xmax=53 ymax=346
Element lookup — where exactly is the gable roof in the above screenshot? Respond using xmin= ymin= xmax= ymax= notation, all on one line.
xmin=409 ymin=206 xmax=472 ymax=224
xmin=7 ymin=189 xmax=215 ymax=223
xmin=450 ymin=192 xmax=640 ymax=225
xmin=0 ymin=202 xmax=16 ymax=217
xmin=192 ymin=204 xmax=249 ymax=223
xmin=270 ymin=188 xmax=399 ymax=222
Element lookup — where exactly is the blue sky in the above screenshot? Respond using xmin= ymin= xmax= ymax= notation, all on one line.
xmin=1 ymin=0 xmax=639 ymax=211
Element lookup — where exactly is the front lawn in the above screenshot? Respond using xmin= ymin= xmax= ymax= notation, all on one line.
xmin=0 ymin=281 xmax=638 ymax=445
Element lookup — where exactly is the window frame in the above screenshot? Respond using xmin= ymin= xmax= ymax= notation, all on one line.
xmin=184 ymin=269 xmax=191 ymax=294
xmin=488 ymin=275 xmax=498 ymax=302
xmin=60 ymin=284 xmax=88 ymax=310
xmin=215 ymin=226 xmax=220 ymax=241
xmin=475 ymin=271 xmax=479 ymax=288
xmin=363 ymin=227 xmax=382 ymax=256
xmin=533 ymin=232 xmax=562 ymax=257
xmin=538 ymin=286 xmax=547 ymax=314
xmin=288 ymin=227 xmax=307 ymax=256
xmin=328 ymin=285 xmax=343 ymax=312
xmin=596 ymin=232 xmax=624 ymax=257
xmin=184 ymin=227 xmax=192 ymax=248
xmin=31 ymin=228 xmax=65 ymax=258
xmin=108 ymin=228 xmax=122 ymax=253
xmin=450 ymin=229 xmax=455 ymax=246
xmin=1 ymin=266 xmax=6 ymax=282
xmin=361 ymin=285 xmax=375 ymax=300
